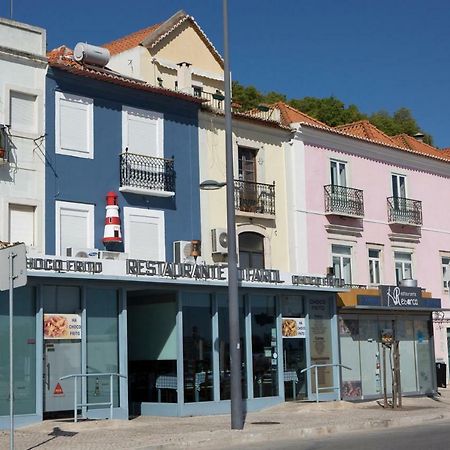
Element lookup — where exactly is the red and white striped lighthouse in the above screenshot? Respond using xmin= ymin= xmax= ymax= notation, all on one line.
xmin=103 ymin=192 xmax=122 ymax=248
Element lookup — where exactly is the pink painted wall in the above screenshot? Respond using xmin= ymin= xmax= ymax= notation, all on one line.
xmin=303 ymin=142 xmax=450 ymax=313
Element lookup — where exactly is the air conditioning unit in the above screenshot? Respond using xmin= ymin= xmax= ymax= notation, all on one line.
xmin=66 ymin=247 xmax=99 ymax=259
xmin=98 ymin=251 xmax=128 ymax=261
xmin=211 ymin=228 xmax=228 ymax=255
xmin=173 ymin=240 xmax=192 ymax=263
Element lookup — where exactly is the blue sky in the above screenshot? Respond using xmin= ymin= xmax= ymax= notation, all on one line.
xmin=6 ymin=0 xmax=450 ymax=147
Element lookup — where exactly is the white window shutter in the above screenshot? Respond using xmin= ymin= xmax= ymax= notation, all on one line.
xmin=60 ymin=98 xmax=89 ymax=153
xmin=56 ymin=202 xmax=94 ymax=255
xmin=124 ymin=208 xmax=164 ymax=260
xmin=9 ymin=204 xmax=35 ymax=246
xmin=10 ymin=91 xmax=37 ymax=134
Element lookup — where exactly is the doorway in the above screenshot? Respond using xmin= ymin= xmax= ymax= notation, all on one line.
xmin=42 ymin=286 xmax=82 ymax=416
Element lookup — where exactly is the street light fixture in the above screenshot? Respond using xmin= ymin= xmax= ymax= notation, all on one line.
xmin=198 ymin=0 xmax=244 ymax=430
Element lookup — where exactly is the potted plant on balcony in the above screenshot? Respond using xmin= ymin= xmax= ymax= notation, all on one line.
xmin=0 ymin=128 xmax=6 ymax=161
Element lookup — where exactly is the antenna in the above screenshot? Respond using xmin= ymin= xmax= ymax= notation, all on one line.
xmin=10 ymin=0 xmax=13 ymax=19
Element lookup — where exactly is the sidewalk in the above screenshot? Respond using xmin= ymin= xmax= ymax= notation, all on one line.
xmin=2 ymin=390 xmax=450 ymax=450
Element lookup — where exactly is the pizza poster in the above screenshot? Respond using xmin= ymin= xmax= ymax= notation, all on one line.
xmin=44 ymin=314 xmax=82 ymax=340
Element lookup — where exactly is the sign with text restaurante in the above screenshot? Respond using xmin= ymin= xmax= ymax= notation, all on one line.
xmin=379 ymin=285 xmax=423 ymax=308
xmin=26 ymin=256 xmax=343 ymax=288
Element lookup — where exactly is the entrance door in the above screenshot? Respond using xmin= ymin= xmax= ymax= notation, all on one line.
xmin=44 ymin=341 xmax=81 ymax=412
xmin=282 ymin=338 xmax=307 ymax=400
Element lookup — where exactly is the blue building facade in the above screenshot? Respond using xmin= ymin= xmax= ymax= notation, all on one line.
xmin=45 ymin=62 xmax=202 ymax=259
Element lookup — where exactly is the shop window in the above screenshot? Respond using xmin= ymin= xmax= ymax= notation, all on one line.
xmin=368 ymin=248 xmax=381 ymax=285
xmin=55 ymin=201 xmax=94 ymax=256
xmin=332 ymin=244 xmax=352 ymax=285
xmin=239 ymin=232 xmax=264 ymax=269
xmin=441 ymin=254 xmax=450 ymax=290
xmin=0 ymin=287 xmax=36 ymax=415
xmin=10 ymin=90 xmax=38 ymax=135
xmin=218 ymin=294 xmax=247 ymax=400
xmin=182 ymin=293 xmax=213 ymax=403
xmin=9 ymin=204 xmax=36 ymax=247
xmin=251 ymin=295 xmax=278 ymax=398
xmin=394 ymin=251 xmax=413 ymax=284
xmin=56 ymin=91 xmax=93 ymax=158
xmin=123 ymin=207 xmax=165 ymax=260
xmin=86 ymin=288 xmax=119 ymax=409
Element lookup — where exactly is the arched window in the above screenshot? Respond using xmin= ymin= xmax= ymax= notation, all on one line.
xmin=238 ymin=232 xmax=264 ymax=269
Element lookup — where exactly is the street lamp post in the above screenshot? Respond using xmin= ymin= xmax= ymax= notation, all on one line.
xmin=200 ymin=0 xmax=243 ymax=430
xmin=222 ymin=0 xmax=243 ymax=431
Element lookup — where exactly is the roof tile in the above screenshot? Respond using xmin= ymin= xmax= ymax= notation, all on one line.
xmin=103 ymin=23 xmax=161 ymax=55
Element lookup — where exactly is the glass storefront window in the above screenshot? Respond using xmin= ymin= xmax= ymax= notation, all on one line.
xmin=86 ymin=288 xmax=119 ymax=409
xmin=308 ymin=297 xmax=334 ymax=395
xmin=183 ymin=293 xmax=213 ymax=402
xmin=128 ymin=293 xmax=177 ymax=407
xmin=0 ymin=287 xmax=36 ymax=416
xmin=251 ymin=295 xmax=278 ymax=398
xmin=415 ymin=319 xmax=433 ymax=393
xmin=281 ymin=296 xmax=307 ymax=400
xmin=218 ymin=294 xmax=247 ymax=400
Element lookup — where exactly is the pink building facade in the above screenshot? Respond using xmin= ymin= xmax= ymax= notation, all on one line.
xmin=283 ymin=114 xmax=450 ymax=398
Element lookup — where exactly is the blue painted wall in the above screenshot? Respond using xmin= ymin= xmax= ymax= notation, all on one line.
xmin=45 ymin=68 xmax=201 ymax=259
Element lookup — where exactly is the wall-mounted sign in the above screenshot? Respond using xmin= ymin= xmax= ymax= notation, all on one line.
xmin=27 ymin=257 xmax=102 ymax=274
xmin=44 ymin=314 xmax=82 ymax=340
xmin=292 ymin=275 xmax=345 ymax=288
xmin=282 ymin=318 xmax=306 ymax=338
xmin=380 ymin=285 xmax=422 ymax=308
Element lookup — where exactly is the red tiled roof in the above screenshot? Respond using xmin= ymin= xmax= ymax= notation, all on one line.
xmin=334 ymin=120 xmax=396 ymax=147
xmin=47 ymin=45 xmax=204 ymax=105
xmin=103 ymin=23 xmax=160 ymax=55
xmin=391 ymin=134 xmax=449 ymax=160
xmin=273 ymin=102 xmax=329 ymax=128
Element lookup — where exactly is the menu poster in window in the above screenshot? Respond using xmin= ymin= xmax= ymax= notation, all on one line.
xmin=309 ymin=298 xmax=333 ymax=392
xmin=44 ymin=314 xmax=82 ymax=340
xmin=282 ymin=318 xmax=306 ymax=338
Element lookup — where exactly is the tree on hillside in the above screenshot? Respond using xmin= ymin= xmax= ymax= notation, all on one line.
xmin=231 ymin=81 xmax=434 ymax=145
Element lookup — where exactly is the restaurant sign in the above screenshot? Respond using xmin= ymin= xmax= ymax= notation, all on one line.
xmin=380 ymin=285 xmax=422 ymax=308
xmin=44 ymin=314 xmax=82 ymax=339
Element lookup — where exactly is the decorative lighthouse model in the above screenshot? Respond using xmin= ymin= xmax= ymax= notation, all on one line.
xmin=103 ymin=192 xmax=123 ymax=251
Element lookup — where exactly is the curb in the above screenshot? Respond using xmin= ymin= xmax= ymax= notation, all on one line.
xmin=157 ymin=412 xmax=450 ymax=449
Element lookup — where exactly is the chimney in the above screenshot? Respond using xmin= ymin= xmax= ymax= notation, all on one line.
xmin=414 ymin=132 xmax=425 ymax=142
xmin=176 ymin=62 xmax=192 ymax=94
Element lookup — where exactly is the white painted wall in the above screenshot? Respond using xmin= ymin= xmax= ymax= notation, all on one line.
xmin=0 ymin=18 xmax=46 ymax=252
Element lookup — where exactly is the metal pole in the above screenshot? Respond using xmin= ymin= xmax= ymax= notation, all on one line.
xmin=315 ymin=367 xmax=319 ymax=403
xmin=223 ymin=0 xmax=243 ymax=430
xmin=9 ymin=252 xmax=14 ymax=450
xmin=74 ymin=377 xmax=77 ymax=423
xmin=110 ymin=374 xmax=113 ymax=420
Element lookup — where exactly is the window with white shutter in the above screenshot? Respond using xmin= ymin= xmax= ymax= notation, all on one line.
xmin=56 ymin=92 xmax=93 ymax=158
xmin=9 ymin=204 xmax=35 ymax=246
xmin=124 ymin=207 xmax=165 ymax=260
xmin=56 ymin=201 xmax=94 ymax=255
xmin=122 ymin=106 xmax=163 ymax=157
xmin=10 ymin=91 xmax=38 ymax=135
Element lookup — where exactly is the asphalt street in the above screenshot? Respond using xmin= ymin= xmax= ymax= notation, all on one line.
xmin=221 ymin=421 xmax=450 ymax=450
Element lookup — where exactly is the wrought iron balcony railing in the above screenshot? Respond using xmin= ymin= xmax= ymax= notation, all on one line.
xmin=324 ymin=185 xmax=364 ymax=218
xmin=119 ymin=150 xmax=175 ymax=195
xmin=387 ymin=196 xmax=422 ymax=226
xmin=234 ymin=180 xmax=275 ymax=215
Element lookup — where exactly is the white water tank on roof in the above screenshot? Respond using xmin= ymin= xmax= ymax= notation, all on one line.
xmin=74 ymin=43 xmax=110 ymax=67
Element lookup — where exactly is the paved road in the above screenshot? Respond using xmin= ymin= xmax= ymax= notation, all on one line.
xmin=222 ymin=421 xmax=450 ymax=450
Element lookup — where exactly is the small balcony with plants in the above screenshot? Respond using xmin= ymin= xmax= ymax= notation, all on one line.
xmin=324 ymin=185 xmax=364 ymax=218
xmin=387 ymin=197 xmax=422 ymax=226
xmin=119 ymin=149 xmax=175 ymax=197
xmin=234 ymin=180 xmax=275 ymax=218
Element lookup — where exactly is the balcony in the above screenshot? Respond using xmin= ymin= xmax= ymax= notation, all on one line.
xmin=387 ymin=197 xmax=422 ymax=226
xmin=119 ymin=151 xmax=175 ymax=197
xmin=234 ymin=180 xmax=275 ymax=216
xmin=324 ymin=185 xmax=364 ymax=218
